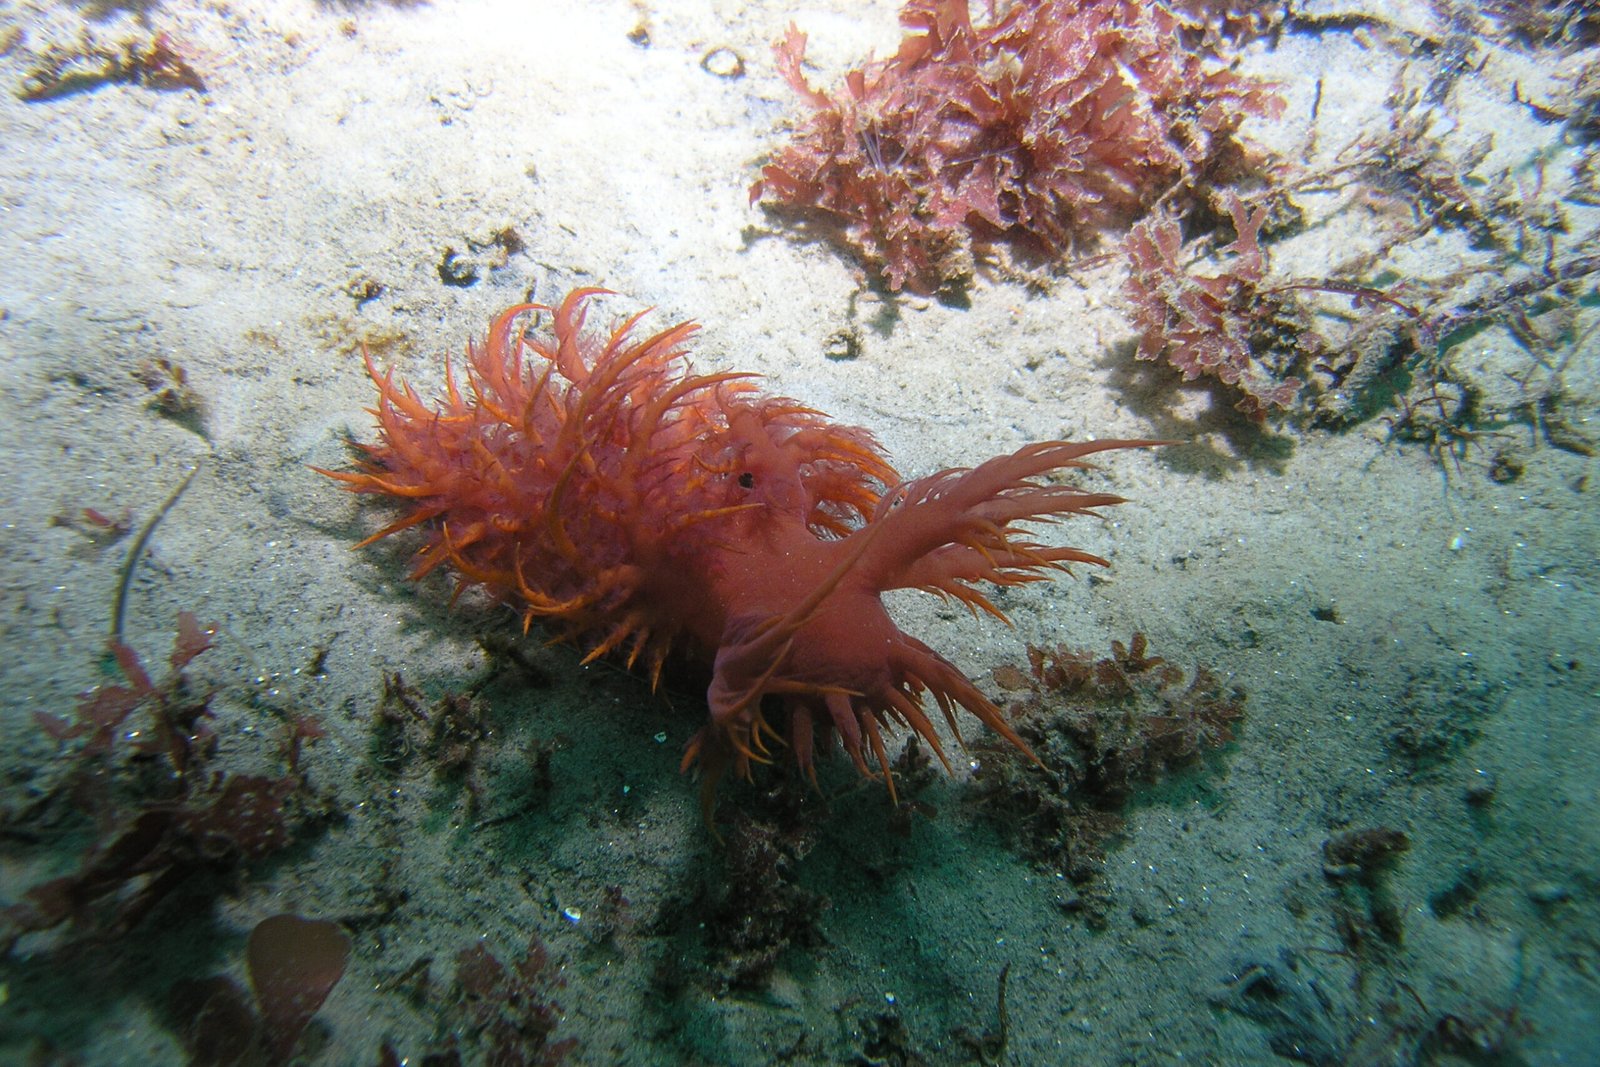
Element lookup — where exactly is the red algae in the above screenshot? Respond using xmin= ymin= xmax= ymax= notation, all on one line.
xmin=319 ymin=289 xmax=1159 ymax=817
xmin=754 ymin=0 xmax=1284 ymax=292
xmin=1122 ymin=195 xmax=1304 ymax=419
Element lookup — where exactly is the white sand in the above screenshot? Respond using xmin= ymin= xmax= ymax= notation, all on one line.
xmin=1 ymin=1 xmax=1595 ymax=1063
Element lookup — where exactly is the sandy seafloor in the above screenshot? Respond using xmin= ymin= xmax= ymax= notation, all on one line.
xmin=1 ymin=0 xmax=1597 ymax=1064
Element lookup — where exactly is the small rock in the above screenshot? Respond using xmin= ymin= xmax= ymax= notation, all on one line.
xmin=1527 ymin=881 xmax=1571 ymax=905
xmin=1463 ymin=769 xmax=1496 ymax=806
xmin=824 ymin=327 xmax=860 ymax=361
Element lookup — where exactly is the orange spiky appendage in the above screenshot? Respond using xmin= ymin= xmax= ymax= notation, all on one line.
xmin=320 ymin=289 xmax=1160 ymax=821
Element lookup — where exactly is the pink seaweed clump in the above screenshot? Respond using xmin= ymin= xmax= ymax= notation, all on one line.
xmin=1121 ymin=195 xmax=1303 ymax=420
xmin=754 ymin=0 xmax=1284 ymax=293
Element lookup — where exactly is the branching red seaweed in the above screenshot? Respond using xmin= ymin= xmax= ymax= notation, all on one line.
xmin=755 ymin=0 xmax=1284 ymax=292
xmin=976 ymin=632 xmax=1245 ymax=918
xmin=1 ymin=615 xmax=325 ymax=953
xmin=1121 ymin=195 xmax=1308 ymax=419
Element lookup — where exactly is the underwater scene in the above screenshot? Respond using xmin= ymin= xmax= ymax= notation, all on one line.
xmin=1 ymin=0 xmax=1596 ymax=1063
